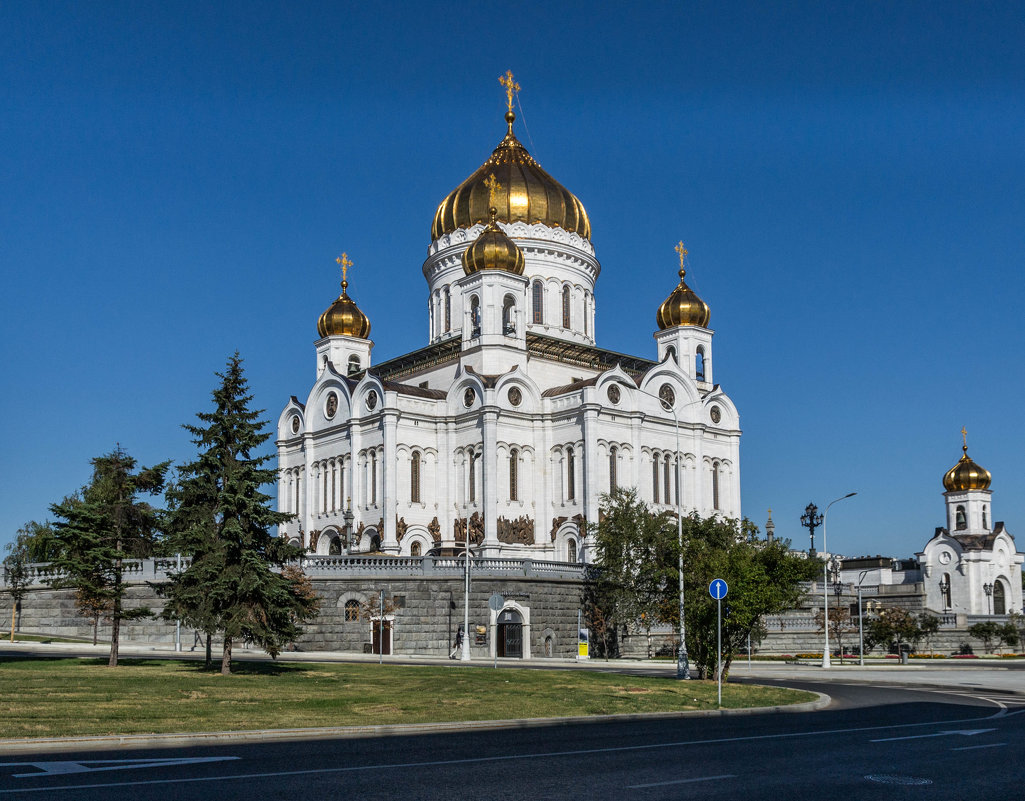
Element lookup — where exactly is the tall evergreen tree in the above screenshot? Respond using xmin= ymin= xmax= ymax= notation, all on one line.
xmin=49 ymin=448 xmax=169 ymax=666
xmin=163 ymin=353 xmax=317 ymax=674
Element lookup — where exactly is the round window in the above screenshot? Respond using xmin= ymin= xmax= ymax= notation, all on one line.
xmin=658 ymin=383 xmax=676 ymax=409
xmin=508 ymin=387 xmax=522 ymax=407
xmin=463 ymin=387 xmax=475 ymax=408
xmin=607 ymin=384 xmax=621 ymax=405
xmin=710 ymin=405 xmax=721 ymax=424
xmin=325 ymin=392 xmax=338 ymax=419
xmin=366 ymin=390 xmax=378 ymax=411
xmin=290 ymin=415 xmax=301 ymax=434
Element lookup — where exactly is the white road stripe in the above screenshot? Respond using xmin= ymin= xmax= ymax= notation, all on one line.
xmin=950 ymin=743 xmax=1007 ymax=751
xmin=628 ymin=774 xmax=735 ymax=788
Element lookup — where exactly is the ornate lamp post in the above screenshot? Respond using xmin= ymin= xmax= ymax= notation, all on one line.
xmin=983 ymin=582 xmax=994 ymax=615
xmin=456 ymin=503 xmax=472 ymax=661
xmin=800 ymin=503 xmax=822 ymax=557
xmin=831 ymin=559 xmax=846 ymax=663
xmin=856 ymin=569 xmax=871 ymax=666
xmin=342 ymin=499 xmax=354 ymax=555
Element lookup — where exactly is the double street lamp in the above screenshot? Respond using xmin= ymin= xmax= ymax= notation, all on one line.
xmin=983 ymin=582 xmax=994 ymax=615
xmin=821 ymin=491 xmax=857 ymax=668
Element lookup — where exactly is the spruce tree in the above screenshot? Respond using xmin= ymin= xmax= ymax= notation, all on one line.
xmin=164 ymin=353 xmax=317 ymax=674
xmin=49 ymin=448 xmax=169 ymax=666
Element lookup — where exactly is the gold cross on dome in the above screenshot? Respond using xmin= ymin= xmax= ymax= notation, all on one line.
xmin=499 ymin=70 xmax=520 ymax=112
xmin=675 ymin=241 xmax=688 ymax=269
xmin=961 ymin=426 xmax=968 ymax=448
xmin=336 ymin=253 xmax=353 ymax=284
xmin=483 ymin=173 xmax=502 ymax=207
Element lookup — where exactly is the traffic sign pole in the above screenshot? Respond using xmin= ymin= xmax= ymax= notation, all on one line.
xmin=708 ymin=579 xmax=728 ymax=708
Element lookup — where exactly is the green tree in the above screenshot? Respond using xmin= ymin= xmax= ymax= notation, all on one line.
xmin=867 ymin=607 xmax=921 ymax=656
xmin=586 ymin=491 xmax=816 ymax=677
xmin=162 ymin=354 xmax=318 ymax=674
xmin=968 ymin=621 xmax=1001 ymax=654
xmin=998 ymin=622 xmax=1019 ymax=653
xmin=48 ymin=448 xmax=169 ymax=666
xmin=11 ymin=521 xmax=61 ymax=563
xmin=814 ymin=605 xmax=857 ymax=663
xmin=917 ymin=613 xmax=940 ymax=655
xmin=2 ymin=538 xmax=30 ymax=641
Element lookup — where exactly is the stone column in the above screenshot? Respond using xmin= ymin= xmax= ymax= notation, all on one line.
xmin=381 ymin=408 xmax=399 ymax=553
xmin=482 ymin=407 xmax=500 ymax=551
xmin=582 ymin=403 xmax=600 ymax=531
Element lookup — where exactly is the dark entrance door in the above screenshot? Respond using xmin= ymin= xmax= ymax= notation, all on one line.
xmin=372 ymin=620 xmax=392 ymax=655
xmin=497 ymin=609 xmax=522 ymax=658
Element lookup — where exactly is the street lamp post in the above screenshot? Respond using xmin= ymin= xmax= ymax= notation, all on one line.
xmin=856 ymin=569 xmax=870 ymax=666
xmin=831 ymin=560 xmax=846 ymax=664
xmin=342 ymin=499 xmax=354 ymax=555
xmin=983 ymin=582 xmax=994 ymax=615
xmin=457 ymin=503 xmax=472 ymax=661
xmin=623 ymin=381 xmax=696 ymax=680
xmin=821 ymin=491 xmax=857 ymax=668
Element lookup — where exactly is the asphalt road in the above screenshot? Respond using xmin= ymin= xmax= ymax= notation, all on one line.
xmin=2 ymin=680 xmax=1022 ymax=800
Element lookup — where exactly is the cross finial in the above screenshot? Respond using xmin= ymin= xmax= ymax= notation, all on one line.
xmin=336 ymin=253 xmax=353 ymax=288
xmin=675 ymin=240 xmax=688 ymax=272
xmin=499 ymin=70 xmax=520 ymax=113
xmin=961 ymin=425 xmax=968 ymax=451
xmin=483 ymin=173 xmax=502 ymax=208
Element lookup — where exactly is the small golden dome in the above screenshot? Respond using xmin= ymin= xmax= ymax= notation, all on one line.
xmin=432 ymin=111 xmax=591 ymax=242
xmin=656 ymin=268 xmax=710 ymax=329
xmin=943 ymin=445 xmax=991 ymax=491
xmin=461 ymin=207 xmax=525 ymax=275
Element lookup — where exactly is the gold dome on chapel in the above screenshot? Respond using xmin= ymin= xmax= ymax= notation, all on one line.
xmin=317 ymin=254 xmax=371 ymax=339
xmin=656 ymin=243 xmax=711 ymax=329
xmin=431 ymin=75 xmax=591 ymax=242
xmin=943 ymin=436 xmax=991 ymax=492
xmin=462 ymin=207 xmax=526 ymax=275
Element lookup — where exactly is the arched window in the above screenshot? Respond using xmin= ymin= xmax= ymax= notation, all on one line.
xmin=509 ymin=448 xmax=519 ymax=501
xmin=955 ymin=505 xmax=966 ymax=530
xmin=443 ymin=288 xmax=451 ymax=333
xmin=294 ymin=472 xmax=301 ymax=516
xmin=370 ymin=451 xmax=378 ymax=506
xmin=666 ymin=345 xmax=677 ymax=363
xmin=410 ymin=451 xmax=421 ymax=504
xmin=652 ymin=453 xmax=660 ymax=504
xmin=568 ymin=539 xmax=577 ymax=563
xmin=322 ymin=465 xmax=329 ymax=514
xmin=469 ymin=452 xmax=477 ymax=504
xmin=566 ymin=447 xmax=576 ymax=501
xmin=532 ymin=281 xmax=544 ymax=323
xmin=562 ymin=285 xmax=571 ymax=328
xmin=982 ymin=505 xmax=988 ymax=529
xmin=470 ymin=295 xmax=481 ymax=338
xmin=941 ymin=573 xmax=952 ymax=609
xmin=664 ymin=456 xmax=671 ymax=504
xmin=583 ymin=291 xmax=590 ymax=337
xmin=712 ymin=461 xmax=721 ymax=511
xmin=329 ymin=535 xmax=341 ymax=555
xmin=994 ymin=581 xmax=1006 ymax=615
xmin=410 ymin=541 xmax=422 ymax=557
xmin=344 ymin=599 xmax=360 ymax=622
xmin=348 ymin=354 xmax=361 ymax=375
xmin=695 ymin=346 xmax=705 ymax=381
xmin=503 ymin=295 xmax=516 ymax=335
xmin=674 ymin=461 xmax=680 ymax=506
xmin=609 ymin=446 xmax=618 ymax=492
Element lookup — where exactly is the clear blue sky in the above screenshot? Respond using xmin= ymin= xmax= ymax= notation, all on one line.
xmin=3 ymin=2 xmax=1023 ymax=561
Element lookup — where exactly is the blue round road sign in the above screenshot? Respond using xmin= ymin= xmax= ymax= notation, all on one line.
xmin=709 ymin=579 xmax=729 ymax=600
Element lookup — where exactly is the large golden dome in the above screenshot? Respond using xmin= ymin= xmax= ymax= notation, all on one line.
xmin=461 ymin=207 xmax=525 ymax=275
xmin=431 ymin=110 xmax=591 ymax=242
xmin=943 ymin=445 xmax=991 ymax=491
xmin=318 ymin=254 xmax=371 ymax=339
xmin=656 ymin=268 xmax=711 ymax=329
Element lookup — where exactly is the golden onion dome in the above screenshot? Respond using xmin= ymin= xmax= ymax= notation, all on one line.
xmin=656 ymin=268 xmax=711 ymax=329
xmin=943 ymin=445 xmax=991 ymax=491
xmin=318 ymin=254 xmax=371 ymax=339
xmin=431 ymin=110 xmax=591 ymax=242
xmin=461 ymin=207 xmax=525 ymax=275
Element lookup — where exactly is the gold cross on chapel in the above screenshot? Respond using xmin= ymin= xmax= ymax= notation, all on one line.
xmin=961 ymin=426 xmax=968 ymax=449
xmin=483 ymin=173 xmax=502 ymax=207
xmin=675 ymin=241 xmax=688 ymax=270
xmin=499 ymin=70 xmax=520 ymax=112
xmin=336 ymin=253 xmax=353 ymax=285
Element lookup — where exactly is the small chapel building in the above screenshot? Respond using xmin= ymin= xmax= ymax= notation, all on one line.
xmin=276 ymin=81 xmax=741 ymax=561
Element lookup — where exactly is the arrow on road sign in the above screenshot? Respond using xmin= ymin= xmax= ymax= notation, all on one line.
xmin=709 ymin=579 xmax=728 ymax=600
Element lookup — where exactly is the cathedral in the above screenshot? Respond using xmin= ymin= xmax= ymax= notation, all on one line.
xmin=276 ymin=77 xmax=741 ymax=562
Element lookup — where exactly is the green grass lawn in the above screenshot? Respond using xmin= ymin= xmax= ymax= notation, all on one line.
xmin=0 ymin=657 xmax=816 ymax=738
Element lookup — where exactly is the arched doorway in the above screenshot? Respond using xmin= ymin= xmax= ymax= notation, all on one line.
xmin=993 ymin=580 xmax=1006 ymax=615
xmin=497 ymin=608 xmax=523 ymax=658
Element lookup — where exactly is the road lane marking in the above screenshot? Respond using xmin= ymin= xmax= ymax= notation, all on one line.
xmin=628 ymin=774 xmax=735 ymax=788
xmin=0 ymin=757 xmax=238 ymax=779
xmin=871 ymin=728 xmax=994 ymax=743
xmin=950 ymin=743 xmax=1007 ymax=751
xmin=0 ymin=709 xmax=1012 ymax=795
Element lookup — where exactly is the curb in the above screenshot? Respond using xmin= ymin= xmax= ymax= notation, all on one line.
xmin=0 ymin=693 xmax=831 ymax=754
